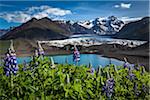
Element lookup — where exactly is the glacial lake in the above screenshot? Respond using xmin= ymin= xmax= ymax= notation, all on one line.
xmin=16 ymin=54 xmax=125 ymax=68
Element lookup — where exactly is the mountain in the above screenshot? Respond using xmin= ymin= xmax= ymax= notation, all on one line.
xmin=72 ymin=22 xmax=94 ymax=34
xmin=78 ymin=16 xmax=124 ymax=35
xmin=113 ymin=17 xmax=149 ymax=41
xmin=54 ymin=20 xmax=94 ymax=34
xmin=120 ymin=17 xmax=142 ymax=24
xmin=0 ymin=17 xmax=71 ymax=40
xmin=0 ymin=29 xmax=9 ymax=37
xmin=0 ymin=16 xmax=147 ymax=40
xmin=0 ymin=17 xmax=95 ymax=40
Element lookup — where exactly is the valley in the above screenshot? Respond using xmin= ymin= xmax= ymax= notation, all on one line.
xmin=0 ymin=16 xmax=149 ymax=71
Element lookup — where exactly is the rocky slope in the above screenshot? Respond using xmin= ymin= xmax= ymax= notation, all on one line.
xmin=0 ymin=29 xmax=9 ymax=37
xmin=113 ymin=17 xmax=149 ymax=41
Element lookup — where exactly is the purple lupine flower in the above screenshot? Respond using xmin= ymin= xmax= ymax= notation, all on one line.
xmin=133 ymin=82 xmax=141 ymax=96
xmin=134 ymin=64 xmax=145 ymax=73
xmin=129 ymin=73 xmax=135 ymax=80
xmin=123 ymin=62 xmax=135 ymax=70
xmin=10 ymin=59 xmax=14 ymax=64
xmin=4 ymin=49 xmax=18 ymax=76
xmin=5 ymin=62 xmax=9 ymax=67
xmin=102 ymin=78 xmax=115 ymax=98
xmin=12 ymin=56 xmax=17 ymax=60
xmin=134 ymin=65 xmax=140 ymax=71
xmin=130 ymin=64 xmax=135 ymax=70
xmin=73 ymin=46 xmax=80 ymax=63
xmin=37 ymin=41 xmax=44 ymax=56
xmin=34 ymin=49 xmax=39 ymax=57
xmin=6 ymin=71 xmax=10 ymax=76
xmin=126 ymin=71 xmax=136 ymax=81
xmin=13 ymin=60 xmax=17 ymax=65
xmin=13 ymin=66 xmax=18 ymax=71
xmin=123 ymin=62 xmax=128 ymax=68
xmin=41 ymin=51 xmax=44 ymax=55
xmin=4 ymin=67 xmax=10 ymax=73
xmin=38 ymin=49 xmax=44 ymax=56
xmin=139 ymin=64 xmax=145 ymax=67
xmin=90 ymin=68 xmax=95 ymax=75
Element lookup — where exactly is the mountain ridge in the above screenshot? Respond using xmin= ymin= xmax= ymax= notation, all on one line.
xmin=0 ymin=16 xmax=148 ymax=40
xmin=113 ymin=17 xmax=149 ymax=41
xmin=0 ymin=17 xmax=71 ymax=40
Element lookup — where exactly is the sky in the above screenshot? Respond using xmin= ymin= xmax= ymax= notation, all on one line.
xmin=0 ymin=0 xmax=149 ymax=29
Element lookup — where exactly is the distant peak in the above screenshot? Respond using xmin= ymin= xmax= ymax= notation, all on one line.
xmin=30 ymin=17 xmax=38 ymax=21
xmin=108 ymin=16 xmax=117 ymax=21
xmin=40 ymin=17 xmax=52 ymax=21
xmin=141 ymin=16 xmax=150 ymax=20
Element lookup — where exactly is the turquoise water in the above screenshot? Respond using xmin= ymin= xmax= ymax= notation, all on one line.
xmin=16 ymin=54 xmax=124 ymax=68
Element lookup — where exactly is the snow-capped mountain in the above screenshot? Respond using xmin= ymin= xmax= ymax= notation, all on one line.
xmin=78 ymin=16 xmax=125 ymax=35
xmin=49 ymin=16 xmax=142 ymax=35
xmin=78 ymin=20 xmax=93 ymax=29
xmin=1 ymin=16 xmax=143 ymax=40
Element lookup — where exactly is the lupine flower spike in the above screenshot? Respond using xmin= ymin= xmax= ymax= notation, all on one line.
xmin=102 ymin=70 xmax=115 ymax=98
xmin=34 ymin=49 xmax=39 ymax=57
xmin=102 ymin=78 xmax=115 ymax=98
xmin=36 ymin=41 xmax=45 ymax=57
xmin=73 ymin=45 xmax=80 ymax=64
xmin=133 ymin=82 xmax=141 ymax=96
xmin=4 ymin=40 xmax=18 ymax=76
xmin=90 ymin=68 xmax=95 ymax=75
xmin=38 ymin=41 xmax=44 ymax=56
xmin=123 ymin=57 xmax=135 ymax=70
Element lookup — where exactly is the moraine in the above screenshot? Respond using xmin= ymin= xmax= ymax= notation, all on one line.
xmin=38 ymin=34 xmax=147 ymax=47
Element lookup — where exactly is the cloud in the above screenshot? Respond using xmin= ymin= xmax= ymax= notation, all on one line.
xmin=0 ymin=5 xmax=72 ymax=23
xmin=120 ymin=17 xmax=142 ymax=22
xmin=0 ymin=4 xmax=13 ymax=7
xmin=120 ymin=3 xmax=131 ymax=9
xmin=114 ymin=5 xmax=120 ymax=8
xmin=114 ymin=3 xmax=131 ymax=9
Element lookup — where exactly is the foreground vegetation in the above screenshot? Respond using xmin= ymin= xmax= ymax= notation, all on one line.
xmin=0 ymin=56 xmax=150 ymax=99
